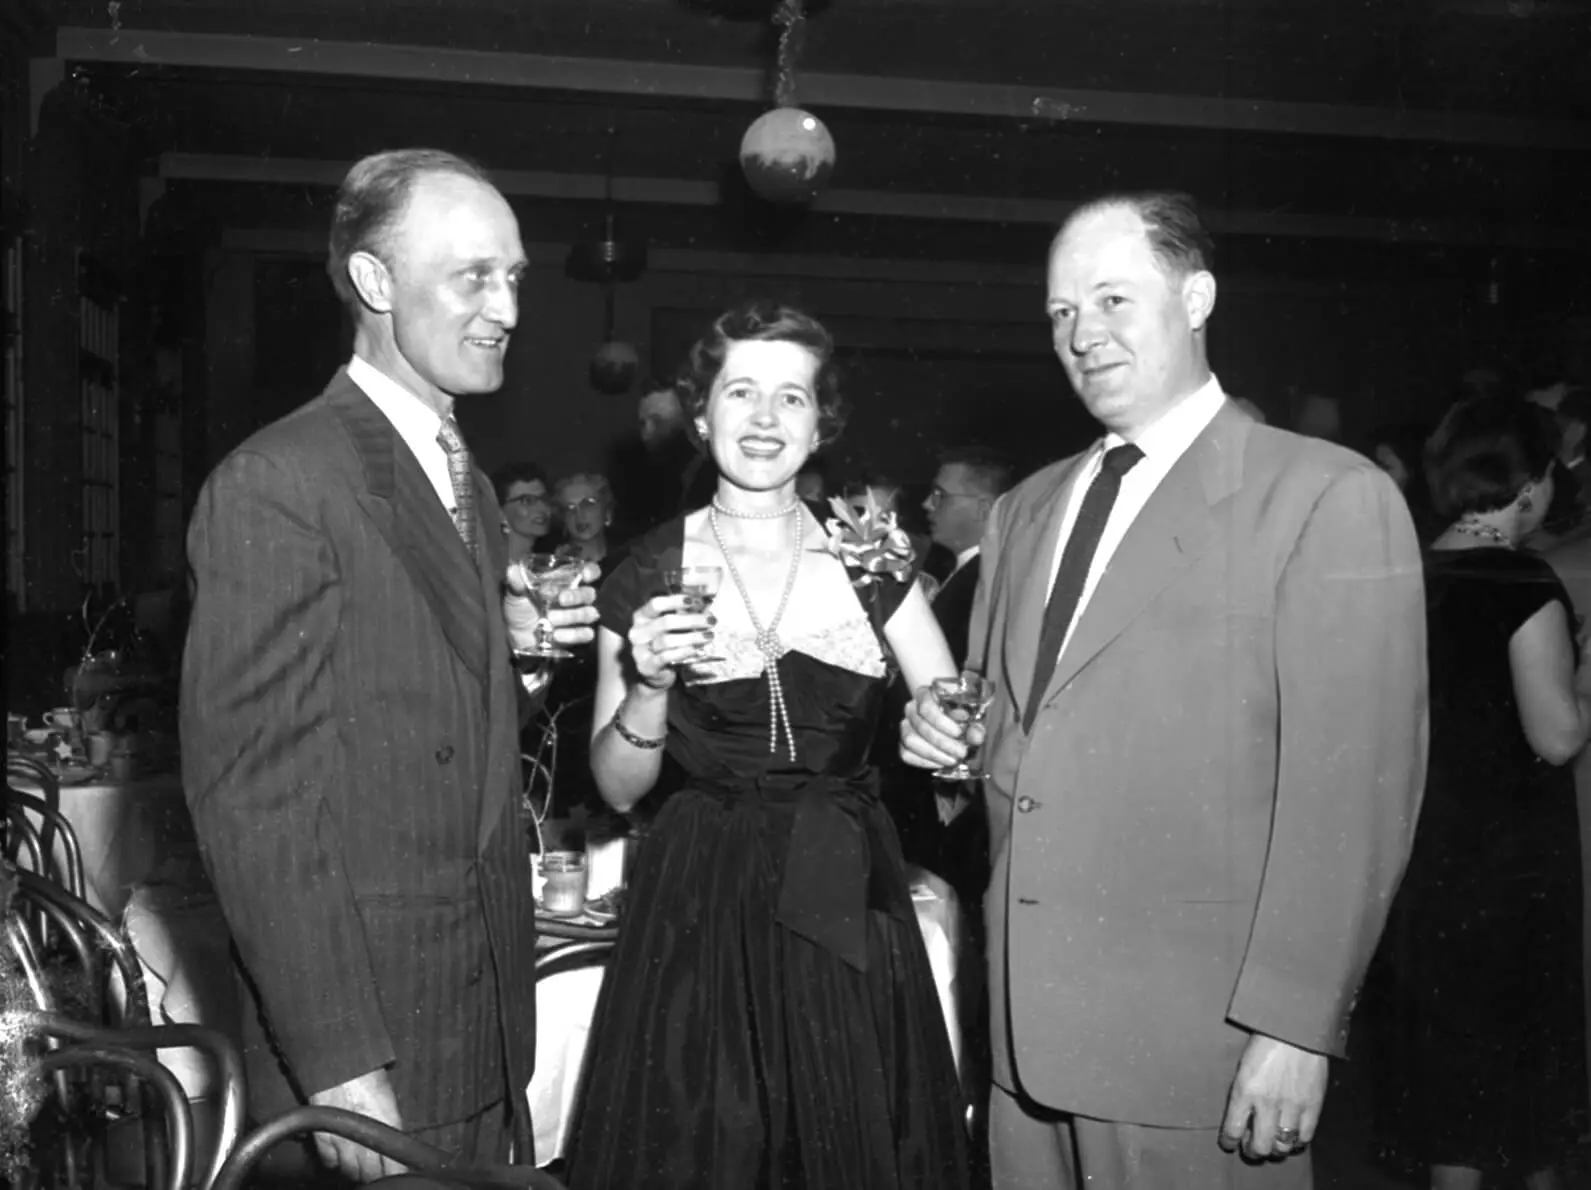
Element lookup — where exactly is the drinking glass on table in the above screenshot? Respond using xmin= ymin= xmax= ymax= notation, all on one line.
xmin=930 ymin=670 xmax=994 ymax=781
xmin=513 ymin=553 xmax=586 ymax=660
xmin=663 ymin=565 xmax=724 ymax=664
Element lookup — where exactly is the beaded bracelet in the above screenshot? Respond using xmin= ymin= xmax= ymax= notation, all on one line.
xmin=611 ymin=698 xmax=666 ymax=750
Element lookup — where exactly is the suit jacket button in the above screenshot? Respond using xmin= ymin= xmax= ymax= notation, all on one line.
xmin=1016 ymin=795 xmax=1039 ymax=813
xmin=435 ymin=745 xmax=454 ymax=765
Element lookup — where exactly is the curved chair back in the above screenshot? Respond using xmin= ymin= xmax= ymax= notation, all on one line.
xmin=11 ymin=888 xmax=99 ymax=1019
xmin=211 ymin=1107 xmax=569 ymax=1190
xmin=3 ymin=803 xmax=44 ymax=875
xmin=35 ymin=1043 xmax=192 ymax=1190
xmin=6 ymin=914 xmax=56 ymax=1011
xmin=534 ymin=937 xmax=616 ymax=982
xmin=6 ymin=755 xmax=62 ymax=857
xmin=14 ymin=869 xmax=150 ymax=1026
xmin=12 ymin=1011 xmax=245 ymax=1190
xmin=5 ymin=787 xmax=85 ymax=901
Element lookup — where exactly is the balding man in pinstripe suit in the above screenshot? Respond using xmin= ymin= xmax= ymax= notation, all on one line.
xmin=181 ymin=149 xmax=597 ymax=1182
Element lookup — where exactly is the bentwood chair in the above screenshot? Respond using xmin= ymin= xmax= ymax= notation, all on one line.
xmin=5 ymin=786 xmax=86 ymax=901
xmin=7 ymin=755 xmax=65 ymax=867
xmin=31 ymin=1044 xmax=192 ymax=1190
xmin=210 ymin=1107 xmax=570 ymax=1190
xmin=13 ymin=868 xmax=150 ymax=1026
xmin=11 ymin=1010 xmax=245 ymax=1190
xmin=5 ymin=879 xmax=175 ymax=1190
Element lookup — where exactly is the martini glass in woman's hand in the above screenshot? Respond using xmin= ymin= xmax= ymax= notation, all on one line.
xmin=930 ymin=671 xmax=994 ymax=781
xmin=663 ymin=565 xmax=724 ymax=665
xmin=514 ymin=553 xmax=586 ymax=660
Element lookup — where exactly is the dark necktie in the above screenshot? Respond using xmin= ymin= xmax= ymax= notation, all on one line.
xmin=436 ymin=417 xmax=478 ymax=556
xmin=1023 ymin=443 xmax=1145 ymax=732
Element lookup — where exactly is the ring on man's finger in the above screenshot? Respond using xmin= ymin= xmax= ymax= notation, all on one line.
xmin=1274 ymin=1127 xmax=1301 ymax=1150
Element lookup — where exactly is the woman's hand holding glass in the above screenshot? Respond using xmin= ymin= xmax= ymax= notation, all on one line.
xmin=628 ymin=593 xmax=718 ymax=690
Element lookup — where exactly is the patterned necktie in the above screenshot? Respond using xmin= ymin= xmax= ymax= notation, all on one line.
xmin=435 ymin=416 xmax=477 ymax=556
xmin=1022 ymin=442 xmax=1145 ymax=732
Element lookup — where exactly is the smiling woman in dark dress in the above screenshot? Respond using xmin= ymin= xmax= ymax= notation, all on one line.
xmin=1377 ymin=396 xmax=1590 ymax=1190
xmin=564 ymin=301 xmax=969 ymax=1190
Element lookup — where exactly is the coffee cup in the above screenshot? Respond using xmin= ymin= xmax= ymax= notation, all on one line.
xmin=44 ymin=707 xmax=82 ymax=734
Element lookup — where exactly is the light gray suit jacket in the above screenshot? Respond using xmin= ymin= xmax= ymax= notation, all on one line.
xmin=970 ymin=400 xmax=1428 ymax=1127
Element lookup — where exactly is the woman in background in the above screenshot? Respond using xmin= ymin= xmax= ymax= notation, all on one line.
xmin=491 ymin=460 xmax=557 ymax=562
xmin=1375 ymin=395 xmax=1588 ymax=1190
xmin=553 ymin=471 xmax=620 ymax=574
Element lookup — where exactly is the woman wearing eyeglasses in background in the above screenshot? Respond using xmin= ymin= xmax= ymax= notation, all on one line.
xmin=492 ymin=460 xmax=559 ymax=563
xmin=554 ymin=471 xmax=623 ymax=577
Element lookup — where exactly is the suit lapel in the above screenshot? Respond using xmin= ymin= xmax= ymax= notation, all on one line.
xmin=329 ymin=376 xmax=490 ymax=681
xmin=1001 ymin=457 xmax=1088 ymax=715
xmin=474 ymin=472 xmax=518 ymax=852
xmin=1037 ymin=403 xmax=1250 ymax=708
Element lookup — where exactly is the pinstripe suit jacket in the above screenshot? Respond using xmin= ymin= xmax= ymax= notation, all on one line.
xmin=180 ymin=370 xmax=537 ymax=1136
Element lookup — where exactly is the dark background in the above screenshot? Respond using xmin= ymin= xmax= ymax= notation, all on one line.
xmin=4 ymin=0 xmax=1588 ymax=694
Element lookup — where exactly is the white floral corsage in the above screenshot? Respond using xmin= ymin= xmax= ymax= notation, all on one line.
xmin=820 ymin=494 xmax=916 ymax=587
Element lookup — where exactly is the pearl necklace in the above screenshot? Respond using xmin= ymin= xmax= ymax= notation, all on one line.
xmin=1453 ymin=520 xmax=1512 ymax=547
xmin=711 ymin=497 xmax=801 ymax=521
xmin=709 ymin=503 xmax=804 ymax=762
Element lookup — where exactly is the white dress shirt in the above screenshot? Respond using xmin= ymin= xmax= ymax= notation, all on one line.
xmin=1045 ymin=375 xmax=1228 ymax=657
xmin=346 ymin=354 xmax=456 ymax=515
xmin=952 ymin=545 xmax=980 ymax=576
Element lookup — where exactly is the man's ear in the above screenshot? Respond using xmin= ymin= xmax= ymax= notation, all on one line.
xmin=347 ymin=251 xmax=395 ymax=314
xmin=1182 ymin=269 xmax=1217 ymax=332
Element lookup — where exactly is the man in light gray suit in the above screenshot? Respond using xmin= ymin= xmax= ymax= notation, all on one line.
xmin=901 ymin=192 xmax=1428 ymax=1189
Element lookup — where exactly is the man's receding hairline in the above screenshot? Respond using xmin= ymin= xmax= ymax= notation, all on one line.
xmin=1050 ymin=200 xmax=1202 ymax=282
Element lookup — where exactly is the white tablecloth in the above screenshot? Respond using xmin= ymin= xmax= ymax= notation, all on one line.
xmin=527 ymin=841 xmax=962 ymax=1167
xmin=11 ymin=771 xmax=197 ymax=919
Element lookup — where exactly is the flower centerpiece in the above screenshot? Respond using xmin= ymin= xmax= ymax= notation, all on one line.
xmin=819 ymin=493 xmax=916 ymax=587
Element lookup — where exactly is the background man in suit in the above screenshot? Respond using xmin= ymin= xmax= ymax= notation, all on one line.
xmin=901 ymin=192 xmax=1427 ymax=1189
xmin=610 ymin=381 xmax=718 ymax=535
xmin=924 ymin=446 xmax=1015 ymax=668
xmin=181 ymin=148 xmax=599 ymax=1182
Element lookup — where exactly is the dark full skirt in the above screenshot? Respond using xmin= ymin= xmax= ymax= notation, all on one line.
xmin=564 ymin=785 xmax=970 ymax=1190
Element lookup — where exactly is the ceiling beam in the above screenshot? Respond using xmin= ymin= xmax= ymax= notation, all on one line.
xmin=220 ymin=229 xmax=1390 ymax=300
xmin=159 ymin=152 xmax=1589 ymax=251
xmin=59 ymin=26 xmax=1590 ymax=152
xmin=221 ymin=229 xmax=1047 ymax=291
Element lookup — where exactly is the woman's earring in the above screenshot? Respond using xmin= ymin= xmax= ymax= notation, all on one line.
xmin=695 ymin=421 xmax=708 ymax=438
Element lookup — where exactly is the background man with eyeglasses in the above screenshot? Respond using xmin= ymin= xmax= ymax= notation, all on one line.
xmin=924 ymin=447 xmax=1016 ymax=667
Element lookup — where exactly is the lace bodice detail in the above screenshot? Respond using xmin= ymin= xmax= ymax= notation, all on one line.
xmin=681 ymin=614 xmax=887 ymax=685
xmin=594 ymin=510 xmax=920 ymax=782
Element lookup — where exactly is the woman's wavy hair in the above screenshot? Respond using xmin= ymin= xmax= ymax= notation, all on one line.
xmin=675 ymin=301 xmax=849 ymax=448
xmin=1424 ymin=395 xmax=1561 ymax=520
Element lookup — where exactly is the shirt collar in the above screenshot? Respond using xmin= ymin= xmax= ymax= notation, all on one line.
xmin=954 ymin=545 xmax=980 ymax=572
xmin=347 ymin=354 xmax=446 ymax=440
xmin=1102 ymin=374 xmax=1226 ymax=461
